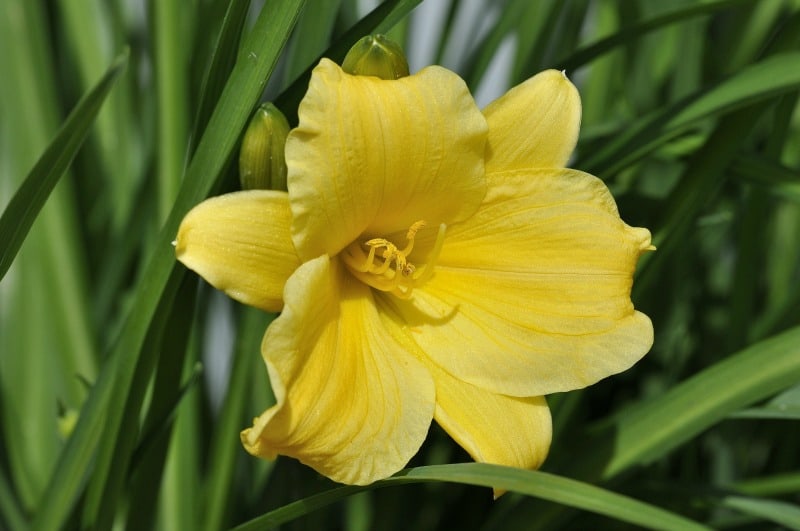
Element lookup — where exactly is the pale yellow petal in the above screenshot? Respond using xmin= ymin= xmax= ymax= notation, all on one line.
xmin=175 ymin=191 xmax=299 ymax=312
xmin=483 ymin=69 xmax=581 ymax=172
xmin=392 ymin=169 xmax=653 ymax=397
xmin=242 ymin=255 xmax=435 ymax=485
xmin=427 ymin=360 xmax=551 ymax=479
xmin=287 ymin=58 xmax=487 ymax=261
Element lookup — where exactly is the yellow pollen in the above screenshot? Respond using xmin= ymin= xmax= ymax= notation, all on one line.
xmin=342 ymin=220 xmax=445 ymax=298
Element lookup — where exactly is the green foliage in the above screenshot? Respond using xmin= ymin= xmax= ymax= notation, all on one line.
xmin=1 ymin=0 xmax=798 ymax=529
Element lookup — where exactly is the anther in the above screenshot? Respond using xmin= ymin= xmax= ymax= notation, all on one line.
xmin=341 ymin=220 xmax=446 ymax=298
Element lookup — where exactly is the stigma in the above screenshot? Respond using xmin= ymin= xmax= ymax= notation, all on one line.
xmin=342 ymin=220 xmax=446 ymax=298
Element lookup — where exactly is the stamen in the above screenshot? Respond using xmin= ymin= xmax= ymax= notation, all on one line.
xmin=412 ymin=223 xmax=446 ymax=283
xmin=401 ymin=220 xmax=426 ymax=255
xmin=341 ymin=220 xmax=446 ymax=298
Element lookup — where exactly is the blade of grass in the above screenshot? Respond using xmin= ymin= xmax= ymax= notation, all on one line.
xmin=30 ymin=2 xmax=306 ymax=529
xmin=232 ymin=463 xmax=709 ymax=531
xmin=0 ymin=49 xmax=128 ymax=281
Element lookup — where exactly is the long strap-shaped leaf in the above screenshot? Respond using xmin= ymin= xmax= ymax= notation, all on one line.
xmin=30 ymin=2 xmax=306 ymax=529
xmin=0 ymin=50 xmax=128 ymax=282
xmin=544 ymin=324 xmax=800 ymax=487
xmin=231 ymin=463 xmax=710 ymax=531
xmin=577 ymin=51 xmax=800 ymax=177
xmin=722 ymin=496 xmax=800 ymax=529
xmin=598 ymin=324 xmax=800 ymax=480
xmin=275 ymin=0 xmax=422 ymax=123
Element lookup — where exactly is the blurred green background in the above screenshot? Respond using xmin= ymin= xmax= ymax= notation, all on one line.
xmin=1 ymin=0 xmax=799 ymax=529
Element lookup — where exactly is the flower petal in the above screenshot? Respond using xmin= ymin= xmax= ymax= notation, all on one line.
xmin=241 ymin=255 xmax=435 ymax=485
xmin=483 ymin=69 xmax=581 ymax=172
xmin=428 ymin=360 xmax=551 ymax=480
xmin=392 ymin=169 xmax=653 ymax=397
xmin=175 ymin=191 xmax=299 ymax=312
xmin=287 ymin=59 xmax=488 ymax=261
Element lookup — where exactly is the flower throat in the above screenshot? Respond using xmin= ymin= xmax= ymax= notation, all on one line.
xmin=342 ymin=221 xmax=446 ymax=299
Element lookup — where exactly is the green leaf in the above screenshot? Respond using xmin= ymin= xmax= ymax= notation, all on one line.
xmin=188 ymin=0 xmax=252 ymax=156
xmin=275 ymin=0 xmax=422 ymax=123
xmin=158 ymin=353 xmax=203 ymax=531
xmin=722 ymin=496 xmax=800 ymax=530
xmin=0 ymin=49 xmax=128 ymax=281
xmin=122 ymin=275 xmax=199 ymax=531
xmin=557 ymin=0 xmax=751 ymax=73
xmin=730 ymin=382 xmax=800 ymax=419
xmin=0 ymin=2 xmax=103 ymax=510
xmin=461 ymin=0 xmax=542 ymax=88
xmin=202 ymin=307 xmax=275 ymax=531
xmin=734 ymin=472 xmax=800 ymax=497
xmin=0 ymin=465 xmax=26 ymax=531
xmin=281 ymin=0 xmax=343 ymax=87
xmin=579 ymin=52 xmax=800 ymax=177
xmin=731 ymin=153 xmax=800 ymax=201
xmin=30 ymin=1 xmax=306 ymax=529
xmin=232 ymin=464 xmax=709 ymax=531
xmin=57 ymin=0 xmax=140 ymax=230
xmin=769 ymin=383 xmax=800 ymax=406
xmin=571 ymin=325 xmax=800 ymax=481
xmin=725 ymin=93 xmax=794 ymax=351
xmin=729 ymin=406 xmax=800 ymax=420
xmin=152 ymin=0 xmax=192 ymax=222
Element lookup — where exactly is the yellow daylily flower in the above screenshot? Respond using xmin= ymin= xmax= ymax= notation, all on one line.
xmin=175 ymin=59 xmax=654 ymax=486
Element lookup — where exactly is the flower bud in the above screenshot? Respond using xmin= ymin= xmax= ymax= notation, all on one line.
xmin=239 ymin=103 xmax=290 ymax=191
xmin=58 ymin=407 xmax=79 ymax=440
xmin=342 ymin=34 xmax=409 ymax=80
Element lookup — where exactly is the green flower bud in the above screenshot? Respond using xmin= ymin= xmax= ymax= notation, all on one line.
xmin=342 ymin=34 xmax=409 ymax=80
xmin=57 ymin=407 xmax=79 ymax=440
xmin=239 ymin=103 xmax=290 ymax=191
